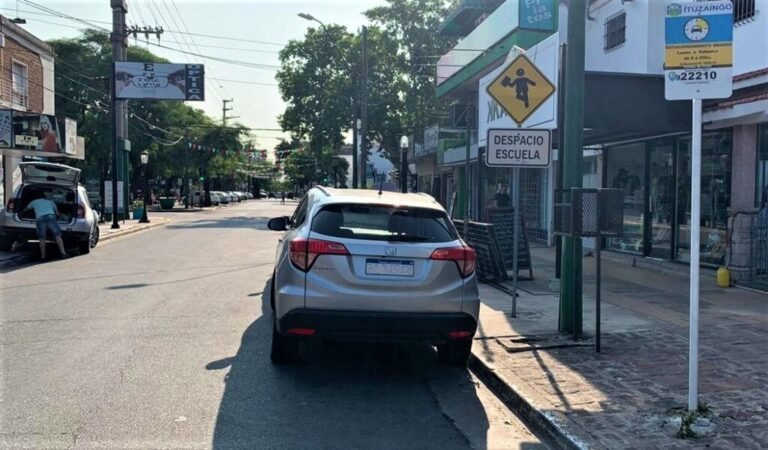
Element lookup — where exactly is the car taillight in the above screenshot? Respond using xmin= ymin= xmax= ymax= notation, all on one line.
xmin=430 ymin=246 xmax=477 ymax=278
xmin=6 ymin=198 xmax=15 ymax=213
xmin=289 ymin=238 xmax=349 ymax=271
xmin=76 ymin=204 xmax=85 ymax=219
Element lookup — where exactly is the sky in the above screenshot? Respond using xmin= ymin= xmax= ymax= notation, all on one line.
xmin=3 ymin=0 xmax=386 ymax=151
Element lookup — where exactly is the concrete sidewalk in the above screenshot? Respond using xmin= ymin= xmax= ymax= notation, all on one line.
xmin=471 ymin=246 xmax=768 ymax=449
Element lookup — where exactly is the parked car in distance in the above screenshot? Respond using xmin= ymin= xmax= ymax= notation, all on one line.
xmin=0 ymin=162 xmax=99 ymax=255
xmin=267 ymin=187 xmax=479 ymax=366
xmin=212 ymin=191 xmax=230 ymax=204
xmin=210 ymin=192 xmax=221 ymax=206
xmin=228 ymin=191 xmax=241 ymax=202
xmin=267 ymin=192 xmax=276 ymax=199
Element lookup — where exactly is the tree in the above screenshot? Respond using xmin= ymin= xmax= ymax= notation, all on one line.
xmin=49 ymin=30 xmax=244 ymax=204
xmin=276 ymin=0 xmax=455 ymax=171
xmin=277 ymin=25 xmax=357 ymax=155
xmin=365 ymin=0 xmax=456 ymax=147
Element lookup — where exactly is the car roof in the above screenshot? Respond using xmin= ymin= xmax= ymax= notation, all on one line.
xmin=309 ymin=187 xmax=445 ymax=211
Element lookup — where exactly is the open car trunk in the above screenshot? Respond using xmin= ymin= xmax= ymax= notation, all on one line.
xmin=17 ymin=185 xmax=77 ymax=224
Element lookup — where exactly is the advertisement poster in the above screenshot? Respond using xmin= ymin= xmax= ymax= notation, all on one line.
xmin=13 ymin=113 xmax=62 ymax=152
xmin=64 ymin=118 xmax=77 ymax=155
xmin=0 ymin=110 xmax=12 ymax=148
xmin=115 ymin=62 xmax=205 ymax=101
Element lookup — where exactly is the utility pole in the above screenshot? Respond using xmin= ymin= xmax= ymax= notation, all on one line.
xmin=222 ymin=99 xmax=236 ymax=126
xmin=359 ymin=25 xmax=368 ymax=188
xmin=559 ymin=0 xmax=586 ymax=336
xmin=352 ymin=100 xmax=358 ymax=188
xmin=110 ymin=0 xmax=127 ymax=230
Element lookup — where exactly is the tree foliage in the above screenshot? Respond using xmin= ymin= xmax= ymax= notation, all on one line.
xmin=49 ymin=31 xmax=264 ymax=195
xmin=276 ymin=0 xmax=455 ymax=174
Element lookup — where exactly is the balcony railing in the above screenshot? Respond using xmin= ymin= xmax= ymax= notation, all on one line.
xmin=0 ymin=77 xmax=28 ymax=110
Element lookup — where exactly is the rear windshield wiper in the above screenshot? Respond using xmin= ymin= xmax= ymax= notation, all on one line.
xmin=387 ymin=234 xmax=430 ymax=242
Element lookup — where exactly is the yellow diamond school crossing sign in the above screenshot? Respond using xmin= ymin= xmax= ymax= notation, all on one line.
xmin=486 ymin=54 xmax=556 ymax=126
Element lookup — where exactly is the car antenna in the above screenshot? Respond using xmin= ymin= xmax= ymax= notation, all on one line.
xmin=378 ymin=172 xmax=385 ymax=196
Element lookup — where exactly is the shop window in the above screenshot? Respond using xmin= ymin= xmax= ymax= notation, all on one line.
xmin=605 ymin=143 xmax=645 ymax=254
xmin=604 ymin=11 xmax=626 ymax=53
xmin=758 ymin=124 xmax=768 ymax=208
xmin=732 ymin=0 xmax=756 ymax=24
xmin=676 ymin=132 xmax=732 ymax=266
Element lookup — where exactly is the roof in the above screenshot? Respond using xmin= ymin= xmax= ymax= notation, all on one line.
xmin=0 ymin=16 xmax=54 ymax=56
xmin=312 ymin=187 xmax=445 ymax=211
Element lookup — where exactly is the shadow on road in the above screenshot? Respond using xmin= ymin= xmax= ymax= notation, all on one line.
xmin=209 ymin=279 xmax=495 ymax=449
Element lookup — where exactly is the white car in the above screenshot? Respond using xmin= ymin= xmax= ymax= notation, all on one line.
xmin=0 ymin=162 xmax=99 ymax=254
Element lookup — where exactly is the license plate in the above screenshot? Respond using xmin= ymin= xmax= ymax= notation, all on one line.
xmin=365 ymin=259 xmax=415 ymax=277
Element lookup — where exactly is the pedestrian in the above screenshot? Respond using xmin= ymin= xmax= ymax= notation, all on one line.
xmin=492 ymin=184 xmax=511 ymax=208
xmin=280 ymin=191 xmax=286 ymax=204
xmin=22 ymin=192 xmax=70 ymax=261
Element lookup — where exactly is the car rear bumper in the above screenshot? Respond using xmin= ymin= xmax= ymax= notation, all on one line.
xmin=276 ymin=309 xmax=477 ymax=344
xmin=0 ymin=224 xmax=89 ymax=242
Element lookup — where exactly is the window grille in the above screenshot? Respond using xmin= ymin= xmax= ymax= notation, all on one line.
xmin=604 ymin=11 xmax=626 ymax=53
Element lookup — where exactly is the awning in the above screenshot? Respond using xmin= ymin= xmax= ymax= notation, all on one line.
xmin=579 ymin=72 xmax=692 ymax=147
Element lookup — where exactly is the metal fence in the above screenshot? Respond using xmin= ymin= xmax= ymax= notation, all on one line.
xmin=750 ymin=207 xmax=768 ymax=289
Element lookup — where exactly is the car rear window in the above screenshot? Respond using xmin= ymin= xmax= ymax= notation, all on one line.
xmin=311 ymin=203 xmax=459 ymax=243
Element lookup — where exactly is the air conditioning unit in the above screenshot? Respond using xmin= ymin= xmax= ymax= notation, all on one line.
xmin=0 ymin=33 xmax=5 ymax=48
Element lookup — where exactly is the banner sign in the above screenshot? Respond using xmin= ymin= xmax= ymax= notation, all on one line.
xmin=519 ymin=0 xmax=557 ymax=32
xmin=115 ymin=62 xmax=205 ymax=101
xmin=664 ymin=1 xmax=733 ymax=100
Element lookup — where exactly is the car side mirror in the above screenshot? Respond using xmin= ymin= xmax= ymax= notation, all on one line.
xmin=268 ymin=216 xmax=289 ymax=231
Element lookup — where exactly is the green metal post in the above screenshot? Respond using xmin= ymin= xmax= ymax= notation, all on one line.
xmin=559 ymin=0 xmax=585 ymax=336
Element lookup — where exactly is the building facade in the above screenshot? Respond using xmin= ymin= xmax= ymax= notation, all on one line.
xmin=420 ymin=0 xmax=767 ymax=282
xmin=0 ymin=15 xmax=56 ymax=206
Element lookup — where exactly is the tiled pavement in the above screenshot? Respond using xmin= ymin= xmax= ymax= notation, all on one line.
xmin=472 ymin=246 xmax=768 ymax=449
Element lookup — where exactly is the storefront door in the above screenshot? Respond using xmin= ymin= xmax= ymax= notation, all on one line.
xmin=605 ymin=131 xmax=731 ymax=265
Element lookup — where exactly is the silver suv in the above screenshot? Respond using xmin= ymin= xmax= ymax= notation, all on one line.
xmin=267 ymin=187 xmax=479 ymax=365
xmin=0 ymin=162 xmax=99 ymax=254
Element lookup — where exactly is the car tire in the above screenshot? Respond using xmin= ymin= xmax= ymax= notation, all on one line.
xmin=437 ymin=340 xmax=472 ymax=366
xmin=0 ymin=237 xmax=13 ymax=252
xmin=270 ymin=322 xmax=299 ymax=364
xmin=270 ymin=271 xmax=276 ymax=312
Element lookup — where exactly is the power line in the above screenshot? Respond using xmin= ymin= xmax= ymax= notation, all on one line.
xmin=4 ymin=5 xmax=288 ymax=47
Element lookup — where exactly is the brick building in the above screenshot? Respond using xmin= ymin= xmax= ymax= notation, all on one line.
xmin=0 ymin=15 xmax=55 ymax=205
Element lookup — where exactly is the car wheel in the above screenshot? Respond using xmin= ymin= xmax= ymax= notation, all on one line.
xmin=0 ymin=237 xmax=14 ymax=252
xmin=90 ymin=224 xmax=100 ymax=248
xmin=270 ymin=270 xmax=276 ymax=312
xmin=270 ymin=322 xmax=299 ymax=364
xmin=437 ymin=340 xmax=472 ymax=367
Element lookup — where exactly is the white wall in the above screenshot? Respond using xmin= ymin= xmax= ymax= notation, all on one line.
xmin=732 ymin=0 xmax=768 ymax=76
xmin=584 ymin=0 xmax=662 ymax=75
xmin=40 ymin=54 xmax=55 ymax=115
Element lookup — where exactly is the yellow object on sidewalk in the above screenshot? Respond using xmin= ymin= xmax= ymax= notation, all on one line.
xmin=717 ymin=266 xmax=730 ymax=288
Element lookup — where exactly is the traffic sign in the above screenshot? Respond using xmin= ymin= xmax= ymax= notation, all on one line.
xmin=664 ymin=1 xmax=733 ymax=100
xmin=486 ymin=128 xmax=551 ymax=167
xmin=486 ymin=54 xmax=556 ymax=126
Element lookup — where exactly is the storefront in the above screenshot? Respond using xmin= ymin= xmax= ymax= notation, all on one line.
xmin=758 ymin=123 xmax=768 ymax=207
xmin=604 ymin=130 xmax=732 ymax=266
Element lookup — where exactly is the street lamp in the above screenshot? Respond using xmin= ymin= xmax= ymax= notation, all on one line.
xmin=139 ymin=150 xmax=150 ymax=223
xmin=400 ymin=135 xmax=409 ymax=193
xmin=297 ymin=12 xmax=324 ymax=26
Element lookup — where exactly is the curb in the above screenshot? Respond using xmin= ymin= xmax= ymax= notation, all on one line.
xmin=468 ymin=351 xmax=586 ymax=450
xmin=99 ymin=218 xmax=170 ymax=243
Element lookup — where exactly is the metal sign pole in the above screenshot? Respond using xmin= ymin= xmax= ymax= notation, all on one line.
xmin=511 ymin=166 xmax=520 ymax=317
xmin=595 ymin=229 xmax=601 ymax=353
xmin=689 ymin=98 xmax=702 ymax=411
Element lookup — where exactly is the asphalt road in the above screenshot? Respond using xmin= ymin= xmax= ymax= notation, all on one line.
xmin=0 ymin=200 xmax=544 ymax=449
